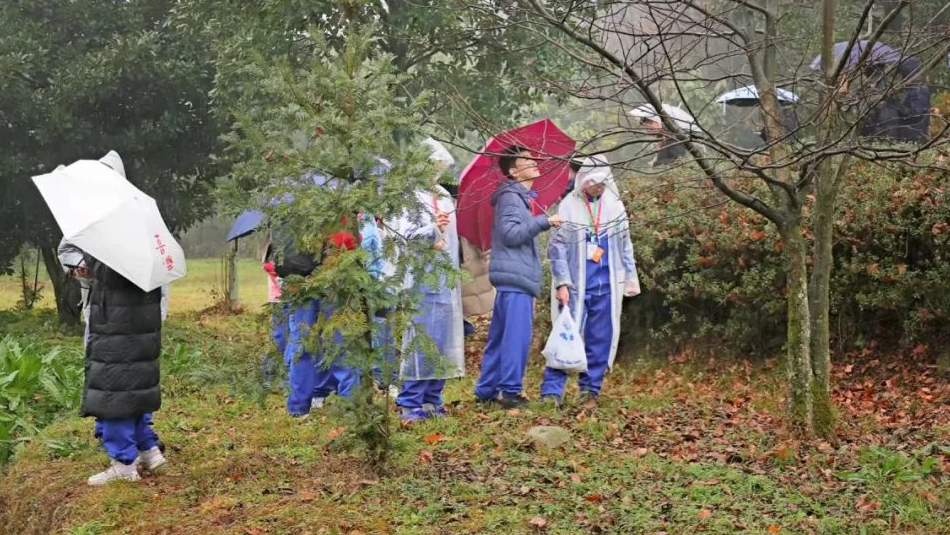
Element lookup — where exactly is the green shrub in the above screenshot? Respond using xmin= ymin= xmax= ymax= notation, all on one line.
xmin=620 ymin=154 xmax=950 ymax=357
xmin=832 ymin=160 xmax=950 ymax=346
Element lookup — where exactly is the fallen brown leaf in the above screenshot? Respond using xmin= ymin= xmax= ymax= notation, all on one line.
xmin=418 ymin=449 xmax=434 ymax=463
xmin=528 ymin=516 xmax=547 ymax=529
xmin=856 ymin=495 xmax=881 ymax=513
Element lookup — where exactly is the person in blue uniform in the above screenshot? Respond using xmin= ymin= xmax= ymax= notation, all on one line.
xmin=473 ymin=145 xmax=563 ymax=408
xmin=541 ymin=156 xmax=641 ymax=406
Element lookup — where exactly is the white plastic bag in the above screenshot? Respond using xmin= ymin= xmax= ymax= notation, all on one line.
xmin=542 ymin=307 xmax=588 ymax=373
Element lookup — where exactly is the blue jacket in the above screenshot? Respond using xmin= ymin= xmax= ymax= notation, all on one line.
xmin=488 ymin=179 xmax=551 ymax=296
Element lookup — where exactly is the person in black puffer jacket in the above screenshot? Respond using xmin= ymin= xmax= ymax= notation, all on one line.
xmin=83 ymin=254 xmax=167 ymax=485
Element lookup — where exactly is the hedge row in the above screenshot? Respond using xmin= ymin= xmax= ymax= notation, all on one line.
xmin=619 ymin=154 xmax=950 ymax=357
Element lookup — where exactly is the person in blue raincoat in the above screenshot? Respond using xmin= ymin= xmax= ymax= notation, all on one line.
xmin=390 ymin=138 xmax=465 ymax=422
xmin=541 ymin=156 xmax=641 ymax=406
xmin=361 ymin=211 xmax=400 ymax=397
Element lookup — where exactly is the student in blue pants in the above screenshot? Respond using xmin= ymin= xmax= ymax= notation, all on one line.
xmin=473 ymin=145 xmax=563 ymax=408
xmin=59 ymin=152 xmax=168 ymax=484
xmin=285 ymin=299 xmax=360 ymax=416
xmin=360 ymin=212 xmax=400 ymax=396
xmin=266 ymin=220 xmax=352 ymax=417
xmin=541 ymin=156 xmax=641 ymax=406
xmin=393 ymin=138 xmax=465 ymax=422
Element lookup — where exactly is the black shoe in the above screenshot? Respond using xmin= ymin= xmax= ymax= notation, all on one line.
xmin=577 ymin=391 xmax=599 ymax=406
xmin=157 ymin=440 xmax=166 ymax=454
xmin=500 ymin=395 xmax=530 ymax=409
xmin=541 ymin=395 xmax=563 ymax=409
xmin=474 ymin=395 xmax=498 ymax=405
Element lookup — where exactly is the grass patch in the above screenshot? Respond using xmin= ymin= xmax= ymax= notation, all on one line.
xmin=0 ymin=288 xmax=948 ymax=533
xmin=0 ymin=258 xmax=268 ymax=313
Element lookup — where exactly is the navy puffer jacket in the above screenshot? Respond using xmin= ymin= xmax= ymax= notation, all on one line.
xmin=488 ymin=179 xmax=551 ymax=296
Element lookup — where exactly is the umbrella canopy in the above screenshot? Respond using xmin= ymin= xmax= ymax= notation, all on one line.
xmin=809 ymin=40 xmax=900 ymax=70
xmin=456 ymin=119 xmax=576 ymax=251
xmin=224 ymin=171 xmax=344 ymax=242
xmin=716 ymin=85 xmax=799 ymax=108
xmin=630 ymin=103 xmax=699 ymax=133
xmin=32 ymin=159 xmax=186 ymax=292
xmin=226 ymin=210 xmax=265 ymax=241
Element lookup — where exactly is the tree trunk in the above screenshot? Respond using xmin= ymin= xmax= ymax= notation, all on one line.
xmin=40 ymin=245 xmax=81 ymax=328
xmin=808 ymin=159 xmax=844 ymax=439
xmin=807 ymin=0 xmax=840 ymax=439
xmin=781 ymin=217 xmax=814 ymax=435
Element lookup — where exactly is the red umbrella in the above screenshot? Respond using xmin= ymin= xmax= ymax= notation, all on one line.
xmin=457 ymin=119 xmax=576 ymax=251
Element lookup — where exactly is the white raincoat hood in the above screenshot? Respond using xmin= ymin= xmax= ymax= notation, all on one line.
xmin=422 ymin=137 xmax=455 ymax=168
xmin=98 ymin=150 xmax=126 ymax=179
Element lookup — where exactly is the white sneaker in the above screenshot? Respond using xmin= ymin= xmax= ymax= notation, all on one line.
xmin=311 ymin=397 xmax=325 ymax=410
xmin=87 ymin=460 xmax=140 ymax=486
xmin=388 ymin=385 xmax=399 ymax=399
xmin=136 ymin=446 xmax=167 ymax=471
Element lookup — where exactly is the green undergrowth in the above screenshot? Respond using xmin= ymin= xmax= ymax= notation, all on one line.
xmin=0 ymin=311 xmax=946 ymax=535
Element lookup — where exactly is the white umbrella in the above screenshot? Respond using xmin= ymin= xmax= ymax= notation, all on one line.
xmin=630 ymin=103 xmax=699 ymax=133
xmin=32 ymin=159 xmax=186 ymax=291
xmin=716 ymin=85 xmax=799 ymax=114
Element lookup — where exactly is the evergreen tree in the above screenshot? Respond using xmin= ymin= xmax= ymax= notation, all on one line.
xmin=223 ymin=26 xmax=458 ymax=470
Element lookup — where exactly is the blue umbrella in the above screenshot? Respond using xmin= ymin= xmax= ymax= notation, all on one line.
xmin=226 ymin=210 xmax=266 ymax=242
xmin=223 ymin=165 xmax=390 ymax=242
xmin=810 ymin=40 xmax=900 ymax=71
xmin=225 ymin=172 xmax=332 ymax=242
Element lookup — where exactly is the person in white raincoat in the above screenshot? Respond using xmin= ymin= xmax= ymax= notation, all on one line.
xmin=541 ymin=155 xmax=641 ymax=405
xmin=391 ymin=138 xmax=465 ymax=422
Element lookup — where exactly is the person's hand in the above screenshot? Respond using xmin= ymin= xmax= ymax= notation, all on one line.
xmin=556 ymin=285 xmax=570 ymax=305
xmin=624 ymin=279 xmax=641 ymax=297
xmin=435 ymin=211 xmax=450 ymax=233
xmin=548 ymin=214 xmax=564 ymax=228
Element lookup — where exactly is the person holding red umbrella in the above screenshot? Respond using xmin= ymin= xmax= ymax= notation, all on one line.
xmin=473 ymin=145 xmax=564 ymax=408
